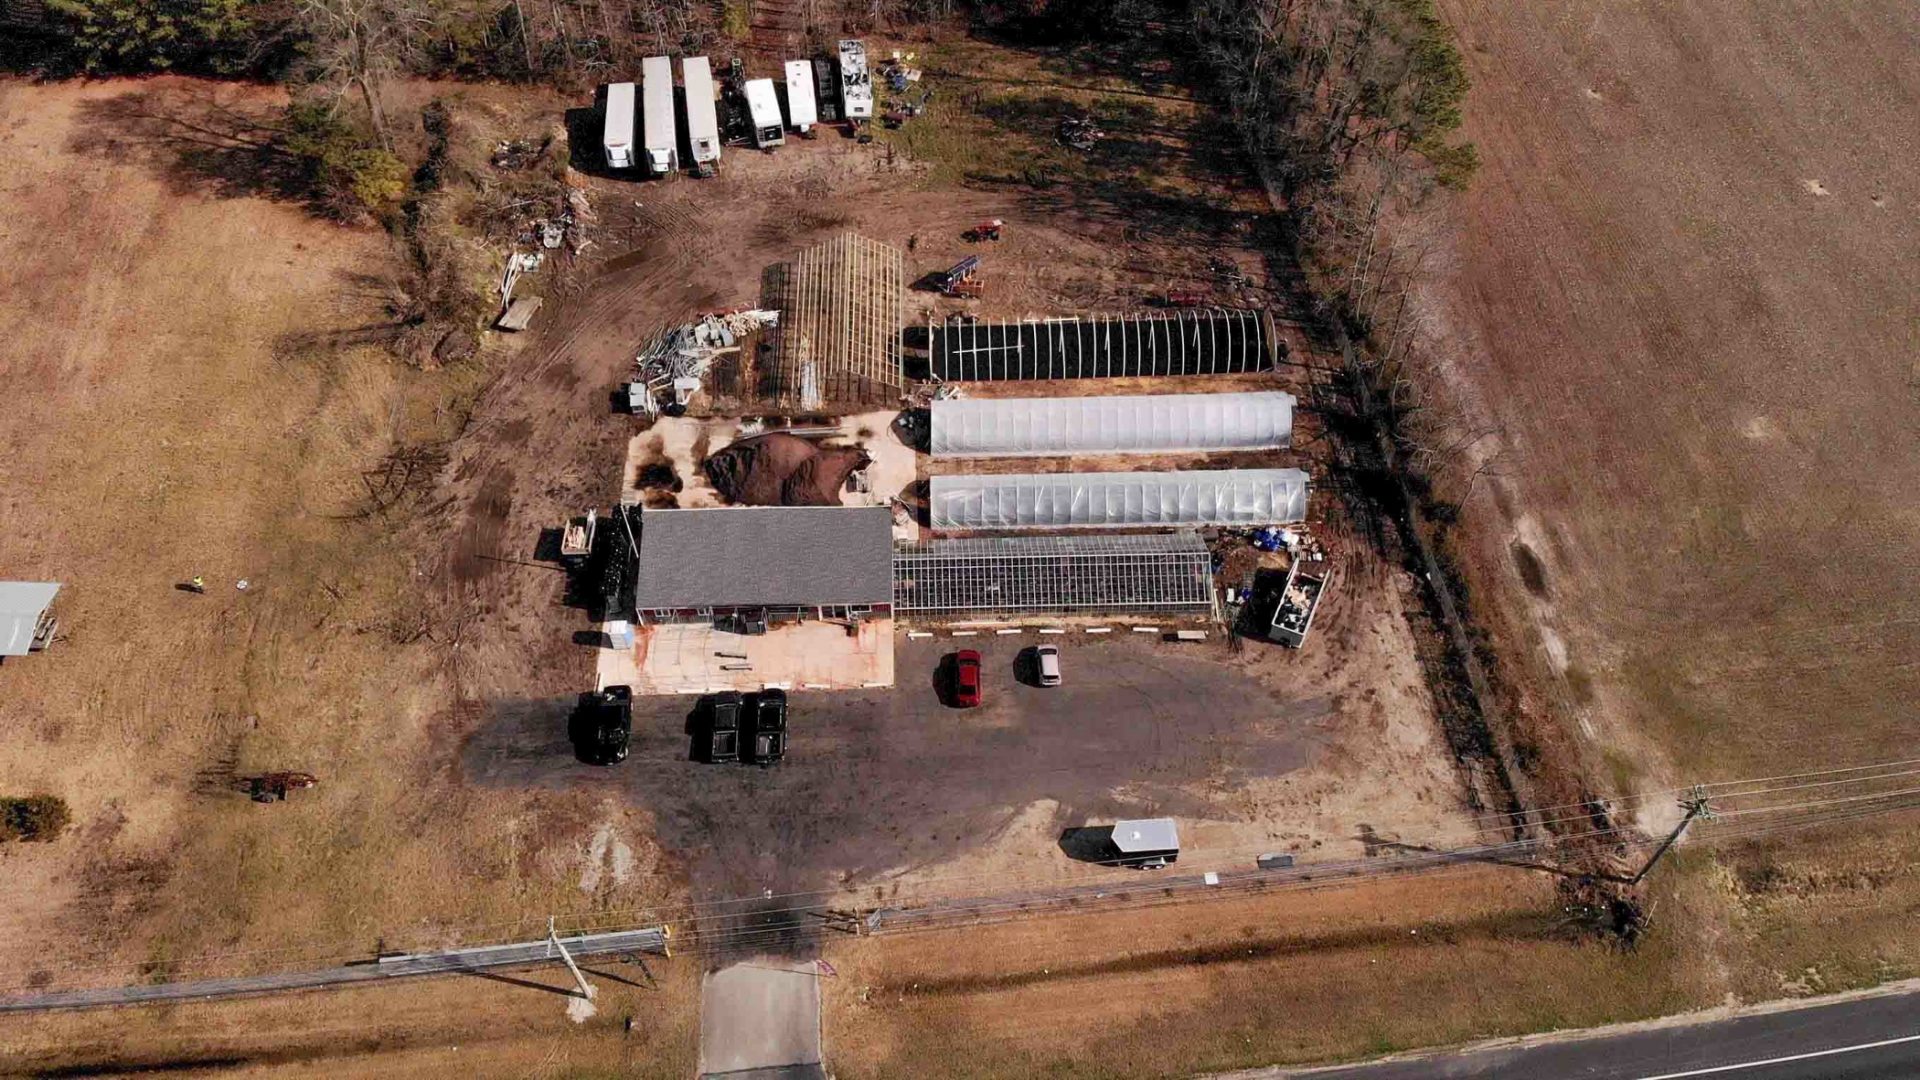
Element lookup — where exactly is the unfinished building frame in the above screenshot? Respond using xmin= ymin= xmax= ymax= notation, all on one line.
xmin=764 ymin=233 xmax=906 ymax=406
xmin=929 ymin=468 xmax=1310 ymax=531
xmin=892 ymin=533 xmax=1214 ymax=617
xmin=928 ymin=309 xmax=1273 ymax=382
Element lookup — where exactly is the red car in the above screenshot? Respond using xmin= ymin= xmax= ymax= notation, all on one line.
xmin=951 ymin=649 xmax=983 ymax=708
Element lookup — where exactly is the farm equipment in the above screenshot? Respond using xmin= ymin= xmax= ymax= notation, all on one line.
xmin=931 ymin=255 xmax=982 ymax=298
xmin=560 ymin=509 xmax=598 ymax=567
xmin=1208 ymin=255 xmax=1253 ymax=289
xmin=237 ymin=772 xmax=318 ymax=803
xmin=963 ymin=218 xmax=1003 ymax=242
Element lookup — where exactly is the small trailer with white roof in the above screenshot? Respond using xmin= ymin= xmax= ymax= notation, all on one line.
xmin=743 ymin=78 xmax=785 ymax=149
xmin=838 ymin=39 xmax=872 ymax=122
xmin=640 ymin=55 xmax=677 ymax=175
xmin=783 ymin=59 xmax=818 ymax=135
xmin=682 ymin=56 xmax=721 ymax=175
xmin=601 ymin=82 xmax=636 ymax=169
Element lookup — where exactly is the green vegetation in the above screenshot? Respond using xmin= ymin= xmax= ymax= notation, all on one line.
xmin=282 ymin=102 xmax=409 ymax=220
xmin=44 ymin=0 xmax=256 ymax=73
xmin=1 ymin=795 xmax=71 ymax=842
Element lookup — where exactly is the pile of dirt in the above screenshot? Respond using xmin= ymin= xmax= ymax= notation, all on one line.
xmin=703 ymin=432 xmax=871 ymax=507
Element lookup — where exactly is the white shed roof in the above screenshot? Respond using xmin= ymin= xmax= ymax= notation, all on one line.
xmin=929 ymin=469 xmax=1308 ymax=530
xmin=1112 ymin=818 xmax=1180 ymax=854
xmin=744 ymin=79 xmax=782 ymax=128
xmin=0 ymin=581 xmax=59 ymax=656
xmin=784 ymin=60 xmax=818 ymax=127
xmin=930 ymin=391 xmax=1295 ymax=458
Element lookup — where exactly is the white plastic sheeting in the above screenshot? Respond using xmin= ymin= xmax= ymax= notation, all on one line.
xmin=929 ymin=469 xmax=1308 ymax=531
xmin=930 ymin=391 xmax=1295 ymax=458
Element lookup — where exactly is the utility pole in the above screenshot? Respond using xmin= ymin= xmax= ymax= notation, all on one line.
xmin=547 ymin=917 xmax=595 ymax=1001
xmin=1627 ymin=786 xmax=1715 ymax=884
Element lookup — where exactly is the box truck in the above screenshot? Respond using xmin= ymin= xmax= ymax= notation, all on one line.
xmin=602 ymin=82 xmax=636 ymax=169
xmin=783 ymin=59 xmax=818 ymax=135
xmin=683 ymin=56 xmax=721 ymax=175
xmin=744 ymin=78 xmax=785 ymax=149
xmin=640 ymin=55 xmax=677 ymax=175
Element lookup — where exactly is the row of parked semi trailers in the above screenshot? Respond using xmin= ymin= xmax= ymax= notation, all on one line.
xmin=602 ymin=41 xmax=873 ymax=175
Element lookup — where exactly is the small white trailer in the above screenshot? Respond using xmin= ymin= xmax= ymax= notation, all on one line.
xmin=683 ymin=56 xmax=721 ymax=175
xmin=838 ymin=39 xmax=872 ymax=121
xmin=640 ymin=55 xmax=678 ymax=175
xmin=744 ymin=78 xmax=785 ymax=149
xmin=783 ymin=59 xmax=818 ymax=135
xmin=602 ymin=82 xmax=637 ymax=169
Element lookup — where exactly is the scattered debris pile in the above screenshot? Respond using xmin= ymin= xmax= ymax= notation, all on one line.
xmin=703 ymin=432 xmax=870 ymax=507
xmin=1058 ymin=114 xmax=1103 ymax=151
xmin=631 ymin=309 xmax=780 ymax=415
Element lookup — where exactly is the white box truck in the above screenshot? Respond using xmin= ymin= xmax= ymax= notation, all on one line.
xmin=602 ymin=82 xmax=637 ymax=169
xmin=783 ymin=59 xmax=818 ymax=135
xmin=744 ymin=78 xmax=785 ymax=149
xmin=838 ymin=39 xmax=873 ymax=122
xmin=683 ymin=56 xmax=721 ymax=175
xmin=640 ymin=55 xmax=677 ymax=175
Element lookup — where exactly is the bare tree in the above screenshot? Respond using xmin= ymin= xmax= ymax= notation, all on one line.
xmin=296 ymin=0 xmax=431 ymax=146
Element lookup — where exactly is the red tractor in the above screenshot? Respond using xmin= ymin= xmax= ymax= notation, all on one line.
xmin=963 ymin=218 xmax=1004 ymax=243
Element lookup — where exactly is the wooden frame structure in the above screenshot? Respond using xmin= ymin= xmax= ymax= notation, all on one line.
xmin=765 ymin=233 xmax=905 ymax=406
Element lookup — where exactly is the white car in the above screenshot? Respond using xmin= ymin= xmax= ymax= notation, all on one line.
xmin=1036 ymin=645 xmax=1062 ymax=687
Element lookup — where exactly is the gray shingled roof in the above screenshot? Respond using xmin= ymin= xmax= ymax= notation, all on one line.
xmin=633 ymin=506 xmax=894 ymax=610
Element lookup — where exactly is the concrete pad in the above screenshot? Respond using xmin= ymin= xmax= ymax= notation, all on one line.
xmin=700 ymin=959 xmax=823 ymax=1078
xmin=599 ymin=617 xmax=894 ymax=695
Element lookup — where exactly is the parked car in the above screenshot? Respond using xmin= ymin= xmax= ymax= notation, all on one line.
xmin=748 ymin=689 xmax=787 ymax=767
xmin=705 ymin=691 xmax=743 ymax=764
xmin=572 ymin=685 xmax=632 ymax=765
xmin=951 ymin=649 xmax=982 ymax=707
xmin=1036 ymin=644 xmax=1062 ymax=687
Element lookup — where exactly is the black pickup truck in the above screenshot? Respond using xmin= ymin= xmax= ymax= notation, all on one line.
xmin=748 ymin=689 xmax=787 ymax=767
xmin=571 ymin=685 xmax=632 ymax=766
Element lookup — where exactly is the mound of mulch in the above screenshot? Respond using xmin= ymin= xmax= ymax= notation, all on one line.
xmin=702 ymin=432 xmax=871 ymax=506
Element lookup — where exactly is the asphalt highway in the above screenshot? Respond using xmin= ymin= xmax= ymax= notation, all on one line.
xmin=1275 ymin=984 xmax=1920 ymax=1079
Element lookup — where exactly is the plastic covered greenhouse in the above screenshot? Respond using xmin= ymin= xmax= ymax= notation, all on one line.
xmin=929 ymin=391 xmax=1295 ymax=458
xmin=928 ymin=468 xmax=1308 ymax=531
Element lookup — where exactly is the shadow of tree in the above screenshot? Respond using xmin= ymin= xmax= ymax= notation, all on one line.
xmin=66 ymin=85 xmax=327 ymax=213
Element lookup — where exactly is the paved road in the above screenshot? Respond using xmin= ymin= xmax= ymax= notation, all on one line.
xmin=1266 ymin=983 xmax=1920 ymax=1079
xmin=699 ymin=958 xmax=824 ymax=1079
xmin=0 ymin=928 xmax=668 ymax=1013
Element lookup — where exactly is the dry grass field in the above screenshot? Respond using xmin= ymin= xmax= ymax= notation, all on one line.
xmin=1407 ymin=0 xmax=1920 ymax=1012
xmin=1425 ymin=0 xmax=1920 ymax=784
xmin=0 ymin=76 xmax=679 ymax=994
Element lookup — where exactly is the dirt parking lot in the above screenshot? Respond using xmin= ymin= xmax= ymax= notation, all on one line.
xmin=464 ymin=623 xmax=1466 ymax=905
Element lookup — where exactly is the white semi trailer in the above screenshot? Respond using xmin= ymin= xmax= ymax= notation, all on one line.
xmin=838 ymin=39 xmax=873 ymax=122
xmin=683 ymin=56 xmax=721 ymax=175
xmin=744 ymin=78 xmax=785 ymax=149
xmin=602 ymin=82 xmax=637 ymax=169
xmin=783 ymin=59 xmax=818 ymax=135
xmin=640 ymin=55 xmax=678 ymax=175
